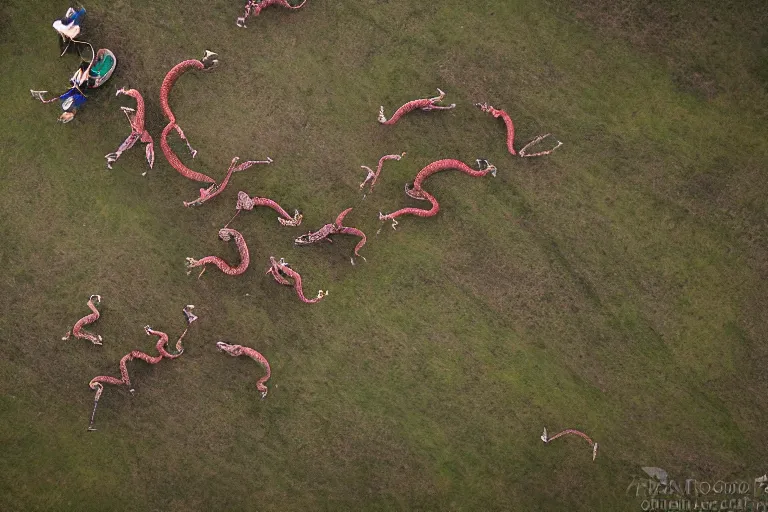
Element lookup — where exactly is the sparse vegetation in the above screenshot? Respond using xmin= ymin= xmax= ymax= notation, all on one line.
xmin=1 ymin=1 xmax=766 ymax=510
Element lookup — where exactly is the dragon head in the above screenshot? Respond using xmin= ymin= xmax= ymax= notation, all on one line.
xmin=235 ymin=191 xmax=255 ymax=211
xmin=293 ymin=232 xmax=314 ymax=246
xmin=430 ymin=88 xmax=447 ymax=102
xmin=218 ymin=228 xmax=234 ymax=242
xmin=476 ymin=159 xmax=497 ymax=177
xmin=474 ymin=102 xmax=494 ymax=113
xmin=144 ymin=325 xmax=153 ymax=336
xmin=115 ymin=86 xmax=129 ymax=97
xmin=184 ymin=185 xmax=218 ymax=207
xmin=278 ymin=210 xmax=303 ymax=227
xmin=89 ymin=294 xmax=102 ymax=305
xmin=201 ymin=50 xmax=219 ymax=69
xmin=183 ymin=305 xmax=198 ymax=325
xmin=185 ymin=257 xmax=200 ymax=274
xmin=216 ymin=341 xmax=242 ymax=356
xmin=377 ymin=106 xmax=387 ymax=124
xmin=265 ymin=256 xmax=281 ymax=275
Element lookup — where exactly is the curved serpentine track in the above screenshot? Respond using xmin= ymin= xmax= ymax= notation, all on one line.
xmin=106 ymin=87 xmax=155 ymax=172
xmin=186 ymin=228 xmax=250 ymax=278
xmin=237 ymin=0 xmax=308 ymax=28
xmin=216 ymin=342 xmax=271 ymax=398
xmin=294 ymin=207 xmax=367 ymax=264
xmin=359 ymin=152 xmax=406 ymax=198
xmin=541 ymin=427 xmax=599 ymax=461
xmin=475 ymin=102 xmax=563 ymax=157
xmin=265 ymin=256 xmax=327 ymax=304
xmin=379 ymin=159 xmax=496 ymax=229
xmin=378 ymin=89 xmax=455 ymax=125
xmin=87 ymin=306 xmax=197 ymax=431
xmin=224 ymin=191 xmax=303 ymax=228
xmin=160 ymin=52 xmax=272 ymax=207
xmin=62 ymin=295 xmax=103 ymax=346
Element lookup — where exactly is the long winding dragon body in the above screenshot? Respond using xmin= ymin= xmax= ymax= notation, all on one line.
xmin=105 ymin=87 xmax=155 ymax=172
xmin=378 ymin=189 xmax=440 ymax=230
xmin=408 ymin=158 xmax=496 ymax=195
xmin=215 ymin=342 xmax=271 ymax=398
xmin=359 ymin=152 xmax=406 ymax=198
xmin=62 ymin=295 xmax=103 ymax=346
xmin=224 ymin=191 xmax=303 ymax=228
xmin=475 ymin=102 xmax=563 ymax=157
xmin=379 ymin=159 xmax=496 ymax=229
xmin=186 ymin=228 xmax=250 ymax=278
xmin=160 ymin=52 xmax=273 ymax=206
xmin=265 ymin=256 xmax=327 ymax=303
xmin=541 ymin=427 xmax=599 ymax=461
xmin=294 ymin=207 xmax=367 ymax=264
xmin=87 ymin=306 xmax=197 ymax=431
xmin=378 ymin=89 xmax=455 ymax=125
xmin=237 ymin=0 xmax=308 ymax=28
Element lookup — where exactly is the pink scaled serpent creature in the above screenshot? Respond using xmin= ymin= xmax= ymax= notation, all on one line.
xmin=265 ymin=256 xmax=327 ymax=303
xmin=105 ymin=87 xmax=155 ymax=173
xmin=378 ymin=89 xmax=455 ymax=125
xmin=216 ymin=342 xmax=271 ymax=398
xmin=87 ymin=305 xmax=197 ymax=431
xmin=359 ymin=152 xmax=406 ymax=198
xmin=294 ymin=207 xmax=367 ymax=264
xmin=185 ymin=228 xmax=250 ymax=279
xmin=237 ymin=0 xmax=308 ymax=28
xmin=475 ymin=102 xmax=563 ymax=157
xmin=378 ymin=158 xmax=497 ymax=229
xmin=541 ymin=427 xmax=598 ymax=461
xmin=160 ymin=51 xmax=273 ymax=207
xmin=62 ymin=294 xmax=103 ymax=345
xmin=224 ymin=191 xmax=303 ymax=228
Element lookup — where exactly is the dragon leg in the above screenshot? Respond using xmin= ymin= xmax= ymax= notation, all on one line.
xmin=519 ymin=134 xmax=563 ymax=158
xmin=173 ymin=124 xmax=197 ymax=158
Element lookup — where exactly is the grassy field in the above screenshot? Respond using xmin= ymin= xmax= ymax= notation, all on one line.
xmin=1 ymin=0 xmax=766 ymax=510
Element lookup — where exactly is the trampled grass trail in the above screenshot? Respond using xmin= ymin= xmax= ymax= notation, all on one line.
xmin=0 ymin=0 xmax=766 ymax=510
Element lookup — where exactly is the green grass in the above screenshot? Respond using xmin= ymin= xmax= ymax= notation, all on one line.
xmin=1 ymin=0 xmax=766 ymax=510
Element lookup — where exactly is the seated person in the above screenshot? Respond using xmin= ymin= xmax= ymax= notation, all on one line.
xmin=53 ymin=7 xmax=86 ymax=40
